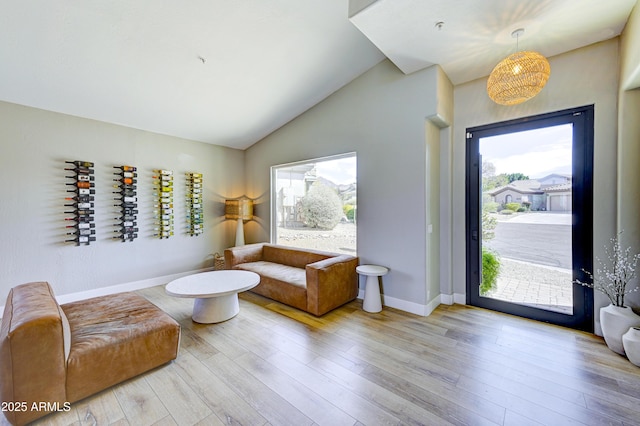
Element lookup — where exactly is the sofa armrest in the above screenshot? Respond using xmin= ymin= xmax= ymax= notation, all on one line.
xmin=0 ymin=282 xmax=68 ymax=426
xmin=224 ymin=243 xmax=266 ymax=269
xmin=306 ymin=255 xmax=359 ymax=316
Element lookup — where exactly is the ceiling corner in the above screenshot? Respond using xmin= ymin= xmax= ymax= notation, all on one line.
xmin=348 ymin=0 xmax=379 ymax=18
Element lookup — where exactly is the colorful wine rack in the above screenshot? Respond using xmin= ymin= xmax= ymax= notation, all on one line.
xmin=64 ymin=160 xmax=96 ymax=246
xmin=186 ymin=172 xmax=203 ymax=236
xmin=154 ymin=169 xmax=174 ymax=239
xmin=113 ymin=165 xmax=138 ymax=242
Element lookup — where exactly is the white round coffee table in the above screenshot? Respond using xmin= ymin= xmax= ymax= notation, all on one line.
xmin=356 ymin=264 xmax=389 ymax=313
xmin=166 ymin=270 xmax=260 ymax=323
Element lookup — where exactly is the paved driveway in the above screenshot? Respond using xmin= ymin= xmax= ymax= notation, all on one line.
xmin=484 ymin=213 xmax=572 ymax=270
xmin=504 ymin=212 xmax=572 ymax=225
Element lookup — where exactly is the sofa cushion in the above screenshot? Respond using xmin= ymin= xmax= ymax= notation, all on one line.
xmin=62 ymin=292 xmax=180 ymax=402
xmin=263 ymin=245 xmax=331 ymax=269
xmin=236 ymin=261 xmax=306 ymax=288
xmin=224 ymin=243 xmax=266 ymax=269
xmin=235 ymin=261 xmax=308 ymax=311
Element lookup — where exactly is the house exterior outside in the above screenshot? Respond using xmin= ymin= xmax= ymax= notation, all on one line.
xmin=488 ymin=174 xmax=572 ymax=212
xmin=543 ymin=182 xmax=572 ymax=211
xmin=274 ymin=164 xmax=317 ymax=227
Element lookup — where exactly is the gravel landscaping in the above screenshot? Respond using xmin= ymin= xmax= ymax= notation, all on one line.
xmin=276 ymin=222 xmax=357 ymax=255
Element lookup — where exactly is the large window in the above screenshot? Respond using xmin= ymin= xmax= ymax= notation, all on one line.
xmin=271 ymin=153 xmax=356 ymax=255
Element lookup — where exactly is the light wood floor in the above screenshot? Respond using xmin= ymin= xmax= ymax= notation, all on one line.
xmin=18 ymin=286 xmax=640 ymax=426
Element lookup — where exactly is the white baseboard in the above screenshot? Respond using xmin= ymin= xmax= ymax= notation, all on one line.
xmin=382 ymin=294 xmax=432 ymax=316
xmin=440 ymin=293 xmax=466 ymax=306
xmin=0 ymin=268 xmax=214 ymax=312
xmin=440 ymin=294 xmax=453 ymax=305
xmin=454 ymin=293 xmax=466 ymax=305
xmin=55 ymin=267 xmax=214 ymax=304
xmin=357 ymin=289 xmax=447 ymax=317
xmin=424 ymin=295 xmax=442 ymax=316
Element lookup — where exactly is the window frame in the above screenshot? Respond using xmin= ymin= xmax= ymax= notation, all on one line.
xmin=270 ymin=152 xmax=357 ymax=252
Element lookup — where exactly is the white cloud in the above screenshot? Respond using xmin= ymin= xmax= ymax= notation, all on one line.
xmin=316 ymin=156 xmax=356 ymax=184
xmin=481 ymin=124 xmax=573 ymax=178
xmin=490 ymin=146 xmax=572 ymax=178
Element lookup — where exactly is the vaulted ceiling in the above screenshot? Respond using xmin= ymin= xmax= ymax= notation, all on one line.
xmin=0 ymin=1 xmax=636 ymax=150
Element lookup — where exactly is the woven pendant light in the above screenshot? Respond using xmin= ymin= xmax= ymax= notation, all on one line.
xmin=487 ymin=29 xmax=550 ymax=106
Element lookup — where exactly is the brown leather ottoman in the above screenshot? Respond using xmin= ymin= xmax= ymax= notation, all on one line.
xmin=0 ymin=282 xmax=180 ymax=426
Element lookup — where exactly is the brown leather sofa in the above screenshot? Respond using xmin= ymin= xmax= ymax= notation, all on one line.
xmin=225 ymin=243 xmax=358 ymax=316
xmin=0 ymin=282 xmax=180 ymax=426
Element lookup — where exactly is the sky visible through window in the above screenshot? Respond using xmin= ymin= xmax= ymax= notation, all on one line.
xmin=480 ymin=124 xmax=573 ymax=178
xmin=315 ymin=155 xmax=357 ymax=185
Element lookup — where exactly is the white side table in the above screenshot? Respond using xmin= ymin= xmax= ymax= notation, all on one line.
xmin=356 ymin=264 xmax=389 ymax=313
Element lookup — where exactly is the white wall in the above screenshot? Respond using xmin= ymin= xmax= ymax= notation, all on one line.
xmin=618 ymin=2 xmax=640 ymax=309
xmin=452 ymin=39 xmax=621 ymax=325
xmin=0 ymin=101 xmax=244 ymax=302
xmin=245 ymin=61 xmax=452 ymax=315
xmin=621 ymin=2 xmax=640 ymax=91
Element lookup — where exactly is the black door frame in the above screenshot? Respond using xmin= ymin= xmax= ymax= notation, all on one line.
xmin=465 ymin=105 xmax=594 ymax=331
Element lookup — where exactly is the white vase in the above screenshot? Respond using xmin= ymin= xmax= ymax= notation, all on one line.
xmin=623 ymin=327 xmax=640 ymax=367
xmin=600 ymin=304 xmax=640 ymax=355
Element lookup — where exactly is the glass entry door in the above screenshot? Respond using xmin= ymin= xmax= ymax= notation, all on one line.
xmin=466 ymin=106 xmax=594 ymax=331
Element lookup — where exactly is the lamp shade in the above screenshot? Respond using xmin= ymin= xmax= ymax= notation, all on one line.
xmin=225 ymin=198 xmax=253 ymax=221
xmin=487 ymin=50 xmax=550 ymax=106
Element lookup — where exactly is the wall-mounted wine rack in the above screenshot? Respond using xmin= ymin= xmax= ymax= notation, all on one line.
xmin=113 ymin=165 xmax=138 ymax=242
xmin=154 ymin=169 xmax=174 ymax=239
xmin=186 ymin=172 xmax=203 ymax=236
xmin=64 ymin=160 xmax=96 ymax=246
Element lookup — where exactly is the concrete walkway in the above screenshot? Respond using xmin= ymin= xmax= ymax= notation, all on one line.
xmin=484 ymin=212 xmax=574 ymax=313
xmin=485 ymin=257 xmax=573 ymax=314
xmin=494 ymin=211 xmax=571 ymax=225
